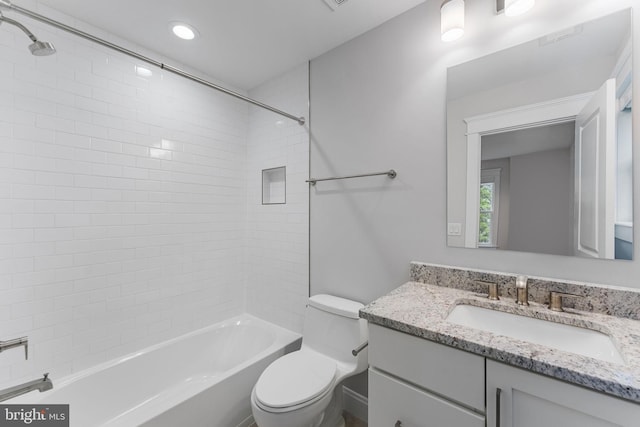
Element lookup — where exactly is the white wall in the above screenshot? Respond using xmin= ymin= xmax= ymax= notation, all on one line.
xmin=0 ymin=2 xmax=252 ymax=390
xmin=0 ymin=3 xmax=312 ymax=390
xmin=310 ymin=0 xmax=640 ymax=306
xmin=245 ymin=63 xmax=310 ymax=333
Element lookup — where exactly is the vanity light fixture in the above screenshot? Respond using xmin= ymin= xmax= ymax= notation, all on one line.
xmin=170 ymin=22 xmax=199 ymax=40
xmin=441 ymin=0 xmax=465 ymax=42
xmin=498 ymin=0 xmax=535 ymax=16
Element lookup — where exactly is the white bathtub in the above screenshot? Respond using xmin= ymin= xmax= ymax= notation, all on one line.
xmin=11 ymin=314 xmax=301 ymax=427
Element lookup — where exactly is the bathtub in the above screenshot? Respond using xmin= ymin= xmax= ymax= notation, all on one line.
xmin=10 ymin=314 xmax=301 ymax=427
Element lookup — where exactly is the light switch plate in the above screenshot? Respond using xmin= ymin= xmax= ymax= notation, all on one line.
xmin=448 ymin=223 xmax=462 ymax=236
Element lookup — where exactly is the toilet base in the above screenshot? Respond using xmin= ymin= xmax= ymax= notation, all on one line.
xmin=251 ymin=415 xmax=344 ymax=427
xmin=318 ymin=385 xmax=345 ymax=427
xmin=251 ymin=383 xmax=347 ymax=427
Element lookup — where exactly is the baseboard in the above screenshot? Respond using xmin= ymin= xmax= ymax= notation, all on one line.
xmin=343 ymin=386 xmax=368 ymax=422
xmin=236 ymin=414 xmax=254 ymax=427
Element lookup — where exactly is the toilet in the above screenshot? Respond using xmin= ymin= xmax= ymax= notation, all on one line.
xmin=250 ymin=294 xmax=368 ymax=427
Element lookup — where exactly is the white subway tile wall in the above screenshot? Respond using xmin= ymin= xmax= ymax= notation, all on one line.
xmin=246 ymin=63 xmax=310 ymax=333
xmin=0 ymin=2 xmax=309 ymax=389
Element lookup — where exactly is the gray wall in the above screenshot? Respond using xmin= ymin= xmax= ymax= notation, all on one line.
xmin=310 ymin=0 xmax=640 ymax=305
xmin=507 ymin=149 xmax=573 ymax=255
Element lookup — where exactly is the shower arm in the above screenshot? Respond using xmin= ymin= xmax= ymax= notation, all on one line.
xmin=0 ymin=0 xmax=306 ymax=126
xmin=0 ymin=12 xmax=38 ymax=42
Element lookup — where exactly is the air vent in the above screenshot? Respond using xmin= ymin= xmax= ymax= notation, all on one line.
xmin=539 ymin=25 xmax=583 ymax=47
xmin=322 ymin=0 xmax=349 ymax=11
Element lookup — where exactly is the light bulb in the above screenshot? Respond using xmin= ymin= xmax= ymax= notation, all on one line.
xmin=505 ymin=0 xmax=535 ymax=17
xmin=170 ymin=22 xmax=198 ymax=40
xmin=441 ymin=0 xmax=465 ymax=42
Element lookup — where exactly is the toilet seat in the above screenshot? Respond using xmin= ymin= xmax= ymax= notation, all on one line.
xmin=255 ymin=350 xmax=337 ymax=412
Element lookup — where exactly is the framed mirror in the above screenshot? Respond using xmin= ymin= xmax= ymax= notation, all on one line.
xmin=446 ymin=9 xmax=633 ymax=260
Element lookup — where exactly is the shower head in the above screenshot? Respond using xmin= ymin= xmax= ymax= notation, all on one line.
xmin=0 ymin=11 xmax=56 ymax=56
xmin=28 ymin=40 xmax=55 ymax=56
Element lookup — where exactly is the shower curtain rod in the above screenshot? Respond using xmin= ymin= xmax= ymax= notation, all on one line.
xmin=0 ymin=0 xmax=306 ymax=126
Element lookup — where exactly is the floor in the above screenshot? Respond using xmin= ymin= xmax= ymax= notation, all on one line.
xmin=250 ymin=411 xmax=367 ymax=427
xmin=344 ymin=412 xmax=368 ymax=427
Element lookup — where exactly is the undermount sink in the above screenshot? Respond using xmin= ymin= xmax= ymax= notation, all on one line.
xmin=446 ymin=304 xmax=625 ymax=365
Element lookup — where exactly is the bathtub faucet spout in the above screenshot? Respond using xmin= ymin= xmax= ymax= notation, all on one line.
xmin=0 ymin=373 xmax=53 ymax=402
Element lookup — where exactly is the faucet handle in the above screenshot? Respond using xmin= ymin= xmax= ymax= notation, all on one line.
xmin=549 ymin=291 xmax=582 ymax=312
xmin=476 ymin=280 xmax=499 ymax=300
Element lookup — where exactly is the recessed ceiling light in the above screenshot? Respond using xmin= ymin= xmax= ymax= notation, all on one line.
xmin=170 ymin=22 xmax=199 ymax=40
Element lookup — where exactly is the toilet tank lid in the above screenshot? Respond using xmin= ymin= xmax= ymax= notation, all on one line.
xmin=308 ymin=294 xmax=364 ymax=319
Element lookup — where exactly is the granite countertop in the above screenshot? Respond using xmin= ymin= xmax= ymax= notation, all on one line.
xmin=360 ymin=281 xmax=640 ymax=403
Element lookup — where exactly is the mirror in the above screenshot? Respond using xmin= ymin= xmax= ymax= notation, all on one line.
xmin=447 ymin=9 xmax=633 ymax=260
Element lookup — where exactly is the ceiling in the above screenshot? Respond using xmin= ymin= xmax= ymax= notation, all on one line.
xmin=447 ymin=9 xmax=630 ymax=101
xmin=34 ymin=0 xmax=426 ymax=90
xmin=481 ymin=122 xmax=575 ymax=161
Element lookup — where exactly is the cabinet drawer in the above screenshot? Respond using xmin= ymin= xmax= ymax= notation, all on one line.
xmin=369 ymin=324 xmax=484 ymax=411
xmin=369 ymin=368 xmax=485 ymax=427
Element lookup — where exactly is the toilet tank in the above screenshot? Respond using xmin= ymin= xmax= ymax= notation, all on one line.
xmin=302 ymin=294 xmax=368 ymax=373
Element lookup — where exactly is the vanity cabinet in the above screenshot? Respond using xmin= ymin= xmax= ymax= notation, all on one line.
xmin=486 ymin=360 xmax=640 ymax=427
xmin=368 ymin=324 xmax=640 ymax=427
xmin=368 ymin=324 xmax=485 ymax=427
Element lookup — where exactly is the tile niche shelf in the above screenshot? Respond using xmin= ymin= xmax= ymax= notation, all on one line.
xmin=262 ymin=166 xmax=286 ymax=205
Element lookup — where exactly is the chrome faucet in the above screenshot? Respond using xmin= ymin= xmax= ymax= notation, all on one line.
xmin=0 ymin=337 xmax=28 ymax=359
xmin=515 ymin=275 xmax=529 ymax=306
xmin=0 ymin=373 xmax=53 ymax=402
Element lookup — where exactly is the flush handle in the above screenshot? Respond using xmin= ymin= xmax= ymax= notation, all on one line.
xmin=352 ymin=341 xmax=368 ymax=356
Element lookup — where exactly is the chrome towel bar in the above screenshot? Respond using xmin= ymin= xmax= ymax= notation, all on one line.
xmin=0 ymin=336 xmax=28 ymax=360
xmin=307 ymin=169 xmax=396 ymax=186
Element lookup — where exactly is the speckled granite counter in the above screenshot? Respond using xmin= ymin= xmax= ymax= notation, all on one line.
xmin=360 ymin=281 xmax=640 ymax=403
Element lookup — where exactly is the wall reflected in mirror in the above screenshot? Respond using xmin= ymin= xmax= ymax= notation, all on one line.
xmin=446 ymin=9 xmax=633 ymax=260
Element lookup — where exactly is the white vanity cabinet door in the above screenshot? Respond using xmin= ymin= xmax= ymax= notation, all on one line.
xmin=486 ymin=360 xmax=640 ymax=427
xmin=369 ymin=368 xmax=485 ymax=427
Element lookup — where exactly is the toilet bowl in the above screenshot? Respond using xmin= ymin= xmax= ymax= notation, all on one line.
xmin=250 ymin=294 xmax=368 ymax=427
